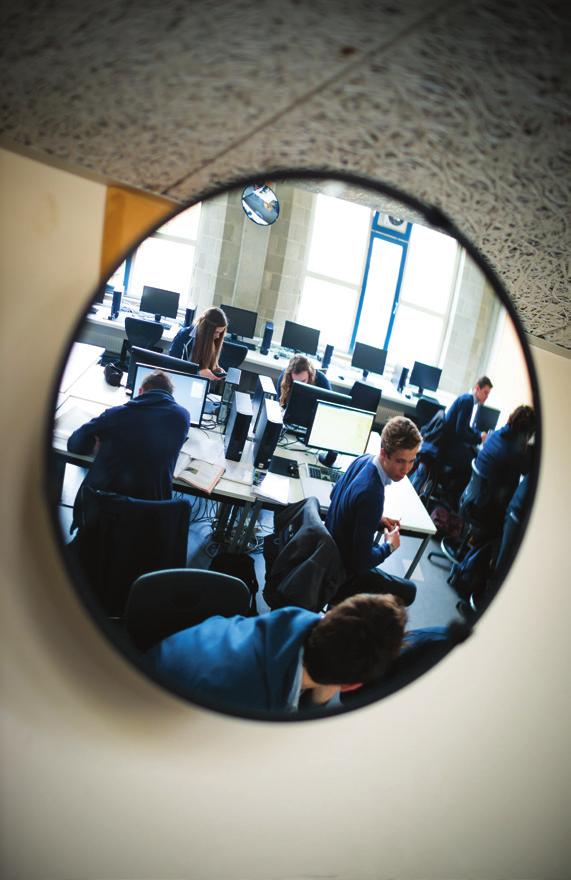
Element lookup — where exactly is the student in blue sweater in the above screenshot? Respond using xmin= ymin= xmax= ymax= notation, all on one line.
xmin=148 ymin=592 xmax=407 ymax=715
xmin=277 ymin=354 xmax=331 ymax=407
xmin=326 ymin=416 xmax=421 ymax=606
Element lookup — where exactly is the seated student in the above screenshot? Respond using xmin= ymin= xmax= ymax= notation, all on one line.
xmin=325 ymin=416 xmax=421 ymax=606
xmin=146 ymin=593 xmax=407 ymax=714
xmin=169 ymin=306 xmax=228 ymax=382
xmin=67 ymin=370 xmax=190 ymax=530
xmin=277 ymin=354 xmax=331 ymax=408
xmin=460 ymin=404 xmax=535 ymax=533
xmin=438 ymin=375 xmax=493 ymax=499
xmin=495 ymin=473 xmax=531 ymax=573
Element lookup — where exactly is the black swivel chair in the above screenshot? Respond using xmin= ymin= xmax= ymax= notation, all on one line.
xmin=119 ymin=317 xmax=164 ymax=369
xmin=219 ymin=340 xmax=248 ymax=371
xmin=411 ymin=397 xmax=445 ymax=430
xmin=67 ymin=487 xmax=191 ymax=618
xmin=350 ymin=381 xmax=382 ymax=414
xmin=124 ymin=568 xmax=252 ymax=651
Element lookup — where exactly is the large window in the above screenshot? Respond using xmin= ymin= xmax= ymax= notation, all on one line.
xmin=297 ymin=195 xmax=459 ymax=368
xmin=112 ymin=203 xmax=202 ymax=312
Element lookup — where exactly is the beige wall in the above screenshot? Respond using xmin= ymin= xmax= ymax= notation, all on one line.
xmin=1 ymin=147 xmax=569 ymax=880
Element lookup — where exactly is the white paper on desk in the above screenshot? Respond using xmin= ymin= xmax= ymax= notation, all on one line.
xmin=53 ymin=404 xmax=100 ymax=439
xmin=222 ymin=459 xmax=253 ymax=486
xmin=253 ymin=471 xmax=290 ymax=505
xmin=182 ymin=429 xmax=225 ymax=466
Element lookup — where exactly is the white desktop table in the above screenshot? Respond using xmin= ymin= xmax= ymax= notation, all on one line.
xmin=51 ymin=360 xmax=436 ymax=573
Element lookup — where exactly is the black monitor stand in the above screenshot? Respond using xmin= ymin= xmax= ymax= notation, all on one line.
xmin=361 ymin=369 xmax=369 ymax=381
xmin=229 ymin=332 xmax=256 ymax=350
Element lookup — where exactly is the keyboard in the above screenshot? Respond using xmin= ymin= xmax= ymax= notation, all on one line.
xmin=308 ymin=464 xmax=342 ymax=483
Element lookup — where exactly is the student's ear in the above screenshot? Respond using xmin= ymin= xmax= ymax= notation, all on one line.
xmin=338 ymin=682 xmax=363 ymax=693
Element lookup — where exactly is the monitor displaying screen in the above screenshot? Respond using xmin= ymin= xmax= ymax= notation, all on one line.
xmin=474 ymin=405 xmax=500 ymax=433
xmin=306 ymin=401 xmax=375 ymax=457
xmin=220 ymin=304 xmax=258 ymax=340
xmin=132 ymin=363 xmax=208 ymax=426
xmin=283 ymin=381 xmax=352 ymax=430
xmin=409 ymin=361 xmax=442 ymax=395
xmin=351 ymin=342 xmax=388 ymax=377
xmin=139 ymin=286 xmax=180 ymax=321
xmin=280 ymin=320 xmax=320 ymax=356
xmin=127 ymin=346 xmax=199 ymax=391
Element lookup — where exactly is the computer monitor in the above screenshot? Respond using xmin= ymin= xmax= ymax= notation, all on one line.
xmin=474 ymin=405 xmax=500 ymax=433
xmin=305 ymin=401 xmax=375 ymax=457
xmin=280 ymin=320 xmax=320 ymax=356
xmin=283 ymin=381 xmax=352 ymax=432
xmin=408 ymin=361 xmax=442 ymax=396
xmin=139 ymin=286 xmax=180 ymax=323
xmin=132 ymin=363 xmax=208 ymax=427
xmin=350 ymin=342 xmax=388 ymax=380
xmin=220 ymin=304 xmax=258 ymax=341
xmin=126 ymin=346 xmax=199 ymax=391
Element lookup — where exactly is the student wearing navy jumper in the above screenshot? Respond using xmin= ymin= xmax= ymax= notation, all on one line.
xmin=169 ymin=306 xmax=228 ymax=381
xmin=326 ymin=416 xmax=421 ymax=606
xmin=67 ymin=370 xmax=190 ymax=530
xmin=148 ymin=592 xmax=407 ymax=714
xmin=440 ymin=375 xmax=493 ymax=488
xmin=277 ymin=354 xmax=331 ymax=407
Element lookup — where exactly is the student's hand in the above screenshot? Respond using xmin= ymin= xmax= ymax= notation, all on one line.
xmin=199 ymin=368 xmax=222 ymax=381
xmin=481 ymin=431 xmax=488 ymax=443
xmin=384 ymin=525 xmax=400 ymax=553
xmin=380 ymin=515 xmax=400 ymax=531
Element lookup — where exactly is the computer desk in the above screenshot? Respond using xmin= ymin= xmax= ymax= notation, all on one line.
xmin=51 ymin=358 xmax=436 ymax=573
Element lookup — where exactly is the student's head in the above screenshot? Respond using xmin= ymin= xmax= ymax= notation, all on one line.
xmin=303 ymin=593 xmax=407 ymax=688
xmin=279 ymin=355 xmax=316 ymax=407
xmin=507 ymin=404 xmax=535 ymax=438
xmin=139 ymin=370 xmax=174 ymax=396
xmin=192 ymin=306 xmax=228 ymax=371
xmin=474 ymin=375 xmax=493 ymax=404
xmin=379 ymin=416 xmax=421 ymax=482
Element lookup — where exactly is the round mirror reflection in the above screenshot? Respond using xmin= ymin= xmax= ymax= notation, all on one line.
xmin=47 ymin=172 xmax=540 ymax=721
xmin=241 ymin=183 xmax=280 ymax=225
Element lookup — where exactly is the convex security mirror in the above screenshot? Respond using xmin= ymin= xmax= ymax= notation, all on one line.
xmin=46 ymin=171 xmax=541 ymax=722
xmin=241 ymin=182 xmax=280 ymax=225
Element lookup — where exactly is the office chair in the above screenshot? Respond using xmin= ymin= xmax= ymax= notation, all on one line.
xmin=350 ymin=381 xmax=382 ymax=413
xmin=219 ymin=340 xmax=248 ymax=371
xmin=119 ymin=317 xmax=164 ymax=369
xmin=124 ymin=568 xmax=252 ymax=651
xmin=67 ymin=487 xmax=190 ymax=618
xmin=412 ymin=397 xmax=445 ymax=430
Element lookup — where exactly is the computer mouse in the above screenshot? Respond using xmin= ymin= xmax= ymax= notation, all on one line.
xmin=273 ymin=354 xmax=280 ymax=359
xmin=287 ymin=462 xmax=298 ymax=477
xmin=338 ymin=375 xmax=345 ymax=381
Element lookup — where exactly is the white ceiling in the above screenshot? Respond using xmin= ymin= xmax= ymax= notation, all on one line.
xmin=1 ymin=0 xmax=569 ymax=348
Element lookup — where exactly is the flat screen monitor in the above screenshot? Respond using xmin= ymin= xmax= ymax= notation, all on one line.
xmin=305 ymin=401 xmax=375 ymax=457
xmin=131 ymin=363 xmax=208 ymax=427
xmin=474 ymin=405 xmax=500 ymax=433
xmin=283 ymin=381 xmax=352 ymax=431
xmin=350 ymin=342 xmax=388 ymax=378
xmin=220 ymin=304 xmax=258 ymax=340
xmin=127 ymin=346 xmax=199 ymax=391
xmin=409 ymin=361 xmax=442 ymax=396
xmin=280 ymin=320 xmax=320 ymax=356
xmin=139 ymin=286 xmax=180 ymax=322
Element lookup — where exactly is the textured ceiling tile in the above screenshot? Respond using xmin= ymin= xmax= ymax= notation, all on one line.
xmin=167 ymin=0 xmax=570 ymax=347
xmin=0 ymin=0 xmax=439 ymax=191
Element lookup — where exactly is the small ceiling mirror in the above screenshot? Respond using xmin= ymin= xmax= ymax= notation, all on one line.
xmin=46 ymin=170 xmax=540 ymax=723
xmin=241 ymin=183 xmax=280 ymax=225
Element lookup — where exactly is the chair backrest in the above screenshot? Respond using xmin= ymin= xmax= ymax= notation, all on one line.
xmin=219 ymin=340 xmax=248 ymax=370
xmin=71 ymin=488 xmax=190 ymax=617
xmin=125 ymin=317 xmax=164 ymax=351
xmin=124 ymin=568 xmax=252 ymax=651
xmin=415 ymin=396 xmax=445 ymax=429
xmin=350 ymin=381 xmax=382 ymax=413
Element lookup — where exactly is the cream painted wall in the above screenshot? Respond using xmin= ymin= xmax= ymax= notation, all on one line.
xmin=1 ymin=147 xmax=569 ymax=880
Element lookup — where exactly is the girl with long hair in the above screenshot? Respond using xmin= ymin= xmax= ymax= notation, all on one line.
xmin=170 ymin=306 xmax=228 ymax=381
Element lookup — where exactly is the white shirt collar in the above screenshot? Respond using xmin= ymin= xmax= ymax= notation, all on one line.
xmin=373 ymin=454 xmax=392 ymax=487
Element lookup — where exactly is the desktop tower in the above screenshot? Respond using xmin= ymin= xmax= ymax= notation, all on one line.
xmin=252 ymin=374 xmax=277 ymax=431
xmin=321 ymin=344 xmax=334 ymax=371
xmin=184 ymin=306 xmax=196 ymax=327
xmin=252 ymin=398 xmax=283 ymax=470
xmin=397 ymin=367 xmax=409 ymax=393
xmin=224 ymin=391 xmax=253 ymax=461
xmin=217 ymin=367 xmax=242 ymax=428
xmin=109 ymin=288 xmax=122 ymax=320
xmin=260 ymin=321 xmax=274 ymax=356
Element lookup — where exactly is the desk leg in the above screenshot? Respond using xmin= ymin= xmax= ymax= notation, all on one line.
xmin=48 ymin=455 xmax=67 ymax=507
xmin=228 ymin=502 xmax=254 ymax=552
xmin=405 ymin=535 xmax=430 ymax=579
xmin=235 ymin=499 xmax=263 ymax=553
xmin=213 ymin=501 xmax=233 ymax=542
